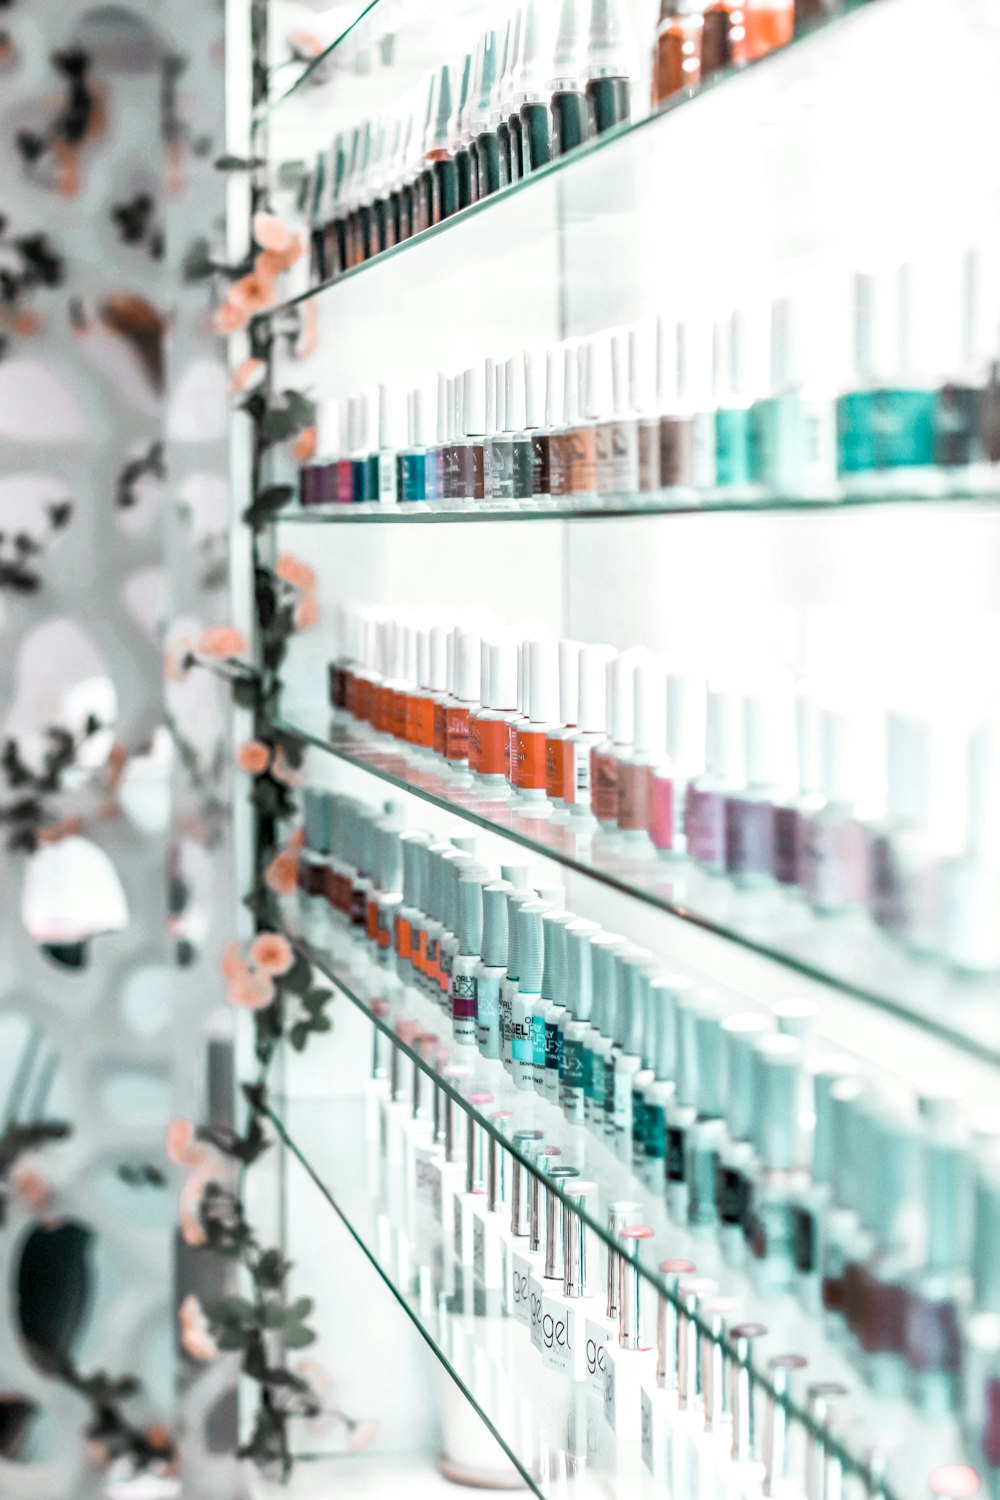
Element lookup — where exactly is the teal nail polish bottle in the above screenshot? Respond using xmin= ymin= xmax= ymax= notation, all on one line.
xmin=751 ymin=289 xmax=838 ymax=500
xmin=714 ymin=306 xmax=768 ymax=497
xmin=836 ymin=266 xmax=937 ymax=496
xmin=934 ymin=245 xmax=997 ymax=494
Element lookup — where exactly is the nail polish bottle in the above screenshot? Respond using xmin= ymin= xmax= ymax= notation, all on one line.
xmin=866 ymin=709 xmax=939 ymax=956
xmin=694 ymin=1296 xmax=748 ymax=1496
xmin=398 ymin=385 xmax=427 ymax=503
xmin=412 ymin=623 xmax=445 ymax=759
xmin=905 ymin=1118 xmax=972 ymax=1417
xmin=335 ymin=396 xmax=356 ymax=504
xmin=505 ymin=354 xmax=535 ymax=502
xmin=394 ymin=830 xmax=431 ymax=984
xmin=525 ymin=346 xmax=554 ymax=501
xmin=800 ymin=704 xmax=873 ymax=916
xmin=560 ymin=920 xmax=599 ymax=1122
xmin=299 ymin=789 xmax=333 ymax=943
xmin=495 ymin=11 xmax=520 ymax=187
xmin=685 ymin=995 xmax=729 ymax=1237
xmin=482 ymin=355 xmax=505 ymax=503
xmin=414 ymin=840 xmax=448 ymax=995
xmin=447 ymin=54 xmax=474 ymax=213
xmin=568 ymin=339 xmax=600 ymax=502
xmin=794 ymin=0 xmax=842 ymax=26
xmin=686 ymin=685 xmax=745 ymax=874
xmin=459 ymin=44 xmax=482 ymax=208
xmin=617 ymin=653 xmax=667 ymax=847
xmin=379 ymin=109 xmax=402 ymax=253
xmin=837 ymin=266 xmax=937 ymax=496
xmin=629 ymin=316 xmax=661 ymax=498
xmin=591 ymin=646 xmax=649 ymax=832
xmin=791 ymin=1057 xmax=854 ymax=1318
xmin=584 ymin=0 xmax=638 ymax=137
xmin=353 ymin=122 xmax=375 ymax=262
xmin=470 ymin=638 xmax=514 ymax=791
xmin=422 ymin=376 xmax=443 ymax=504
xmin=305 ymin=396 xmax=339 ymax=506
xmin=724 ymin=678 xmax=797 ymax=888
xmin=550 ymin=0 xmax=590 ymax=159
xmin=744 ymin=0 xmax=794 ymax=60
xmin=374 ymin=384 xmax=403 ymax=505
xmin=599 ymin=328 xmax=640 ymax=502
xmin=500 ymin=886 xmax=534 ymax=1074
xmin=470 ymin=881 xmax=510 ymax=1063
xmin=458 ymin=365 xmax=485 ymax=503
xmin=609 ymin=945 xmax=652 ymax=1153
xmin=752 ymin=287 xmax=838 ymax=500
xmin=515 ymin=638 xmax=560 ymax=814
xmin=473 ymin=30 xmax=502 ymax=197
xmin=319 ymin=136 xmax=343 ymax=281
xmin=603 ymin=1225 xmax=657 ymax=1438
xmin=669 ymin=1276 xmax=719 ymax=1498
xmin=714 ymin=305 xmax=769 ymax=496
xmin=429 ymin=64 xmax=459 ymax=225
xmin=641 ymin=1260 xmax=695 ymax=1477
xmin=584 ymin=931 xmax=627 ymax=1131
xmin=665 ymin=987 xmax=700 ymax=1225
xmin=654 ymin=0 xmax=705 ymax=105
xmin=540 ymin=1181 xmax=599 ymax=1379
xmin=440 ymin=847 xmax=478 ymax=1005
xmin=386 ymin=106 xmax=409 ymax=248
xmin=372 ymin=820 xmax=404 ymax=965
xmin=934 ymin=246 xmax=996 ymax=491
xmin=511 ymin=899 xmax=547 ymax=1091
xmin=505 ymin=1132 xmax=545 ymax=1320
xmin=516 ymin=0 xmax=555 ymax=174
xmin=941 ymin=718 xmax=1000 ymax=976
xmin=857 ymin=1108 xmax=919 ymax=1399
xmin=546 ymin=340 xmax=574 ymax=500
xmin=745 ymin=1033 xmax=808 ymax=1296
xmin=369 ymin=114 xmax=392 ymax=258
xmin=471 ymin=1114 xmax=513 ymax=1288
xmin=717 ymin=1011 xmax=772 ymax=1268
xmin=451 ymin=868 xmax=490 ymax=1046
xmin=536 ymin=908 xmax=573 ymax=1097
xmin=523 ymin=1146 xmax=563 ymax=1333
xmin=337 ymin=128 xmax=360 ymax=271
xmin=565 ymin=643 xmax=618 ymax=819
xmin=445 ymin=627 xmax=480 ymax=775
xmin=454 ymin=1108 xmax=493 ymax=1263
xmin=586 ymin=1200 xmax=643 ymax=1399
xmin=530 ymin=1163 xmax=581 ymax=1352
xmin=657 ymin=315 xmax=697 ymax=496
xmin=962 ymin=1149 xmax=1000 ymax=1492
xmin=639 ymin=974 xmax=690 ymax=1181
xmin=647 ymin=671 xmax=706 ymax=859
xmin=308 ymin=149 xmax=327 ymax=283
xmin=818 ymin=1077 xmax=866 ymax=1341
xmin=540 ymin=639 xmax=580 ymax=814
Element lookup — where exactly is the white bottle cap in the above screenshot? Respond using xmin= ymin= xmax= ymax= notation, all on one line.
xmin=607 ymin=646 xmax=649 ymax=746
xmin=429 ymin=622 xmax=448 ymax=692
xmin=851 ymin=268 xmax=897 ymax=384
xmin=524 ymin=346 xmax=546 ymax=430
xmin=586 ymin=0 xmax=638 ymax=81
xmin=563 ymin=339 xmax=582 ymax=426
xmin=559 ymin=639 xmax=584 ymax=724
xmin=629 ymin=317 xmax=658 ymax=416
xmin=401 ymin=623 xmax=417 ymax=688
xmin=610 ymin=326 xmax=631 ymax=420
xmin=416 ymin=625 xmax=430 ymax=688
xmin=455 ymin=627 xmax=481 ymax=704
xmin=577 ymin=643 xmax=618 ymax=733
xmin=317 ymin=396 xmax=343 ymax=459
xmin=411 ymin=384 xmax=431 ymax=448
xmin=551 ymin=0 xmax=586 ymax=89
xmin=965 ymin=718 xmax=1000 ymax=861
xmin=489 ymin=637 xmax=518 ymax=710
xmin=379 ymin=383 xmax=406 ymax=449
xmin=796 ymin=690 xmax=822 ymax=795
xmin=744 ymin=680 xmax=795 ymax=789
xmin=704 ymin=687 xmax=744 ymax=781
xmin=345 ymin=395 xmax=359 ymax=456
xmin=484 ymin=357 xmax=500 ymax=438
xmin=516 ymin=0 xmax=556 ymax=105
xmin=545 ymin=344 xmax=566 ymax=429
xmin=634 ymin=655 xmax=667 ymax=760
xmin=528 ymin=638 xmax=559 ymax=725
xmin=480 ymin=636 xmax=493 ymax=707
xmin=436 ymin=372 xmax=449 ymax=445
xmin=728 ymin=304 xmax=770 ymax=402
xmin=666 ymin=671 xmax=706 ymax=773
xmin=884 ymin=710 xmax=931 ymax=828
xmin=506 ymin=354 xmax=527 ymax=434
xmin=657 ymin=315 xmax=680 ymax=410
xmin=500 ymin=7 xmax=523 ymax=115
xmin=819 ymin=706 xmax=865 ymax=806
xmin=494 ymin=353 xmax=507 ymax=433
xmin=517 ymin=636 xmax=530 ymax=715
xmin=585 ymin=332 xmax=613 ymax=422
xmin=678 ymin=313 xmax=714 ymax=408
xmin=493 ymin=12 xmax=517 ymax=125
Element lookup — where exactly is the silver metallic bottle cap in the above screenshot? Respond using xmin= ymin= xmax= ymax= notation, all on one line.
xmin=590 ymin=931 xmax=626 ymax=1038
xmin=504 ymin=887 xmax=534 ymax=982
xmin=487 ymin=1111 xmax=513 ymax=1213
xmin=973 ymin=1148 xmax=1000 ymax=1312
xmin=530 ymin=1146 xmax=562 ymax=1253
xmin=615 ymin=945 xmax=652 ymax=1053
xmin=541 ymin=909 xmax=574 ymax=1006
xmin=811 ymin=1057 xmax=858 ymax=1186
xmin=617 ymin=1225 xmax=653 ymax=1349
xmin=763 ymin=1352 xmax=808 ymax=1495
xmin=701 ymin=1296 xmax=741 ymax=1435
xmin=804 ymin=1382 xmax=849 ymax=1500
xmin=563 ymin=1181 xmax=599 ymax=1298
xmin=400 ymin=829 xmax=431 ymax=907
xmin=457 ymin=867 xmax=490 ymax=955
xmin=544 ymin=1165 xmax=580 ymax=1278
xmin=510 ymin=1129 xmax=544 ymax=1236
xmin=729 ymin=1321 xmax=768 ymax=1463
xmin=677 ymin=1277 xmax=718 ymax=1411
xmin=674 ymin=987 xmax=701 ymax=1109
xmin=655 ymin=1258 xmax=696 ymax=1388
xmin=606 ymin=1199 xmax=643 ymax=1318
xmin=692 ymin=994 xmax=727 ymax=1119
xmin=517 ymin=899 xmax=551 ymax=993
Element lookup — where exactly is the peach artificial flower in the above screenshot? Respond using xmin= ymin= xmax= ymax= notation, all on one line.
xmin=297 ymin=300 xmax=319 ymax=361
xmin=179 ymin=1294 xmax=218 ymax=1361
xmin=292 ymin=426 xmax=316 ymax=462
xmin=290 ymin=826 xmax=306 ymax=852
xmin=271 ymin=745 xmax=303 ymax=789
xmin=14 ymin=311 xmax=40 ymax=337
xmin=294 ymin=595 xmax=320 ymax=631
xmin=265 ymin=849 xmax=299 ymax=895
xmin=36 ymin=816 xmax=84 ymax=845
xmin=164 ymin=641 xmax=193 ymax=681
xmin=198 ymin=625 xmax=247 ymax=657
xmin=226 ymin=968 xmax=275 ymax=1011
xmin=255 ymin=241 xmax=303 ymax=280
xmin=12 ymin=1165 xmax=51 ymax=1213
xmin=229 ymin=271 xmax=275 ymax=316
xmin=220 ymin=939 xmax=245 ymax=982
xmin=231 ymin=357 xmax=265 ymax=394
xmin=86 ymin=1439 xmax=111 ymax=1471
xmin=289 ymin=28 xmax=323 ymax=58
xmin=276 ymin=552 xmax=317 ymax=591
xmin=178 ymin=1163 xmax=214 ymax=1246
xmin=214 ymin=299 xmax=248 ymax=335
xmin=347 ymin=1418 xmax=379 ymax=1453
xmin=253 ymin=211 xmax=298 ymax=255
xmin=166 ymin=1118 xmax=207 ymax=1168
xmin=249 ymin=931 xmax=294 ymax=976
xmin=236 ymin=740 xmax=271 ymax=774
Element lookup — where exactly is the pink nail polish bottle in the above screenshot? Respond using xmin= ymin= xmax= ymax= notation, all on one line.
xmin=648 ymin=671 xmax=706 ymax=859
xmin=565 ymin=643 xmax=618 ymax=820
xmin=591 ymin=646 xmax=650 ymax=833
xmin=724 ymin=676 xmax=797 ymax=888
xmin=617 ymin=653 xmax=667 ymax=848
xmin=685 ymin=685 xmax=745 ymax=874
xmin=800 ymin=705 xmax=873 ymax=916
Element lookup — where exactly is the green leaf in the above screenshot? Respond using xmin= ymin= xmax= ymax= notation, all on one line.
xmin=255 ymin=1247 xmax=290 ymax=1290
xmin=205 ymin=1296 xmax=257 ymax=1328
xmin=282 ymin=1323 xmax=317 ymax=1350
xmin=288 ymin=1022 xmax=309 ymax=1052
xmin=285 ymin=1297 xmax=314 ymax=1322
xmin=259 ymin=1298 xmax=286 ymax=1330
xmin=215 ymin=153 xmax=265 ymax=171
xmin=216 ymin=1326 xmax=252 ymax=1352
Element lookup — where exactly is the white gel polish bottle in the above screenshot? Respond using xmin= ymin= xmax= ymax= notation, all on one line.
xmin=603 ymin=1224 xmax=657 ymax=1440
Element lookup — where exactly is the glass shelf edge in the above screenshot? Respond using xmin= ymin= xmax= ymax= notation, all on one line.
xmin=256 ymin=1 xmax=875 ymax=295
xmin=272 ymin=716 xmax=1000 ymax=1074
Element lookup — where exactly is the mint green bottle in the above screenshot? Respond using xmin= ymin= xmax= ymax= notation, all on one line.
xmin=751 ymin=291 xmax=838 ymax=500
xmin=714 ymin=307 xmax=767 ymax=498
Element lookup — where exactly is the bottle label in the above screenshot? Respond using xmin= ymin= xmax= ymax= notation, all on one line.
xmin=716 ymin=1162 xmax=750 ymax=1228
xmin=644 ymin=1101 xmax=666 ymax=1160
xmin=378 ymin=450 xmax=397 ymax=503
xmin=467 ymin=713 xmax=481 ymax=774
xmin=545 ymin=735 xmax=566 ymax=801
xmin=508 ymin=725 xmax=521 ymax=787
xmin=686 ymin=784 xmax=726 ymax=867
xmin=618 ymin=762 xmax=651 ymax=832
xmin=585 ymin=1319 xmax=608 ymax=1400
xmin=476 ymin=718 xmax=509 ymax=777
xmin=666 ymin=1123 xmax=687 ymax=1183
xmin=394 ymin=914 xmax=412 ymax=959
xmin=648 ymin=774 xmax=675 ymax=851
xmin=451 ymin=971 xmax=477 ymax=1020
xmin=591 ymin=748 xmax=618 ymax=822
xmin=444 ymin=705 xmax=470 ymax=762
xmin=414 ymin=696 xmax=434 ymax=748
xmin=476 ymin=975 xmax=501 ymax=1057
xmin=518 ymin=728 xmax=547 ymax=791
xmin=433 ymin=700 xmax=447 ymax=757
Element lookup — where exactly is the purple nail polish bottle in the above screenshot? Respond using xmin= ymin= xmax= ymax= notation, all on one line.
xmin=724 ymin=678 xmax=797 ymax=889
xmin=685 ymin=685 xmax=744 ymax=875
xmin=800 ymin=704 xmax=872 ymax=916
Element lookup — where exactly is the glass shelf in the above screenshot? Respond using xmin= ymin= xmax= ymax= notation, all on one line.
xmin=270 ymin=926 xmax=969 ymax=1499
xmin=275 ymin=492 xmax=1000 ymax=525
xmin=274 ymin=712 xmax=1000 ymax=1074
